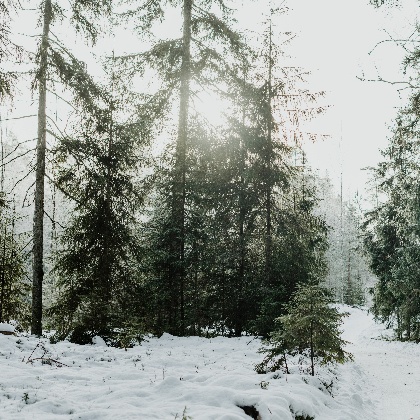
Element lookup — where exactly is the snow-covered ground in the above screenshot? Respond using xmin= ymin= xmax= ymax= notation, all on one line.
xmin=0 ymin=307 xmax=418 ymax=419
xmin=342 ymin=306 xmax=420 ymax=420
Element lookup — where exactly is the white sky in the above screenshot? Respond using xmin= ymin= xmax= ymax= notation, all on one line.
xmin=266 ymin=0 xmax=419 ymax=201
xmin=3 ymin=0 xmax=419 ymax=204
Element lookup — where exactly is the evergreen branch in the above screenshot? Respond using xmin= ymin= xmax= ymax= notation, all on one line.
xmin=115 ymin=0 xmax=162 ymax=33
xmin=44 ymin=172 xmax=81 ymax=205
xmin=47 ymin=88 xmax=78 ymax=111
xmin=19 ymin=237 xmax=33 ymax=255
xmin=356 ymin=74 xmax=418 ymax=90
xmin=46 ymin=115 xmax=74 ymax=141
xmin=46 ymin=128 xmax=65 ymax=143
xmin=191 ymin=13 xmax=245 ymax=60
xmin=113 ymin=39 xmax=183 ymax=81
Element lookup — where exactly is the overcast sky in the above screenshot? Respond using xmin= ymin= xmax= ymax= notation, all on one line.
xmin=265 ymin=0 xmax=419 ymax=201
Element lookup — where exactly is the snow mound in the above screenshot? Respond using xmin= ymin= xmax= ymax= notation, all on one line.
xmin=0 ymin=322 xmax=15 ymax=333
xmin=92 ymin=336 xmax=107 ymax=347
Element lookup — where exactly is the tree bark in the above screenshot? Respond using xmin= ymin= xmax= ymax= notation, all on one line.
xmin=0 ymin=225 xmax=6 ymax=322
xmin=265 ymin=18 xmax=273 ymax=286
xmin=171 ymin=0 xmax=192 ymax=335
xmin=310 ymin=300 xmax=315 ymax=376
xmin=31 ymin=0 xmax=52 ymax=336
xmin=235 ymin=84 xmax=247 ymax=337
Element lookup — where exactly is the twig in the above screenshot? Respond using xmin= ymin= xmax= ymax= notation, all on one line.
xmin=246 ymin=336 xmax=258 ymax=345
xmin=22 ymin=180 xmax=35 ymax=207
xmin=25 ymin=342 xmax=70 ymax=368
xmin=44 ymin=210 xmax=65 ymax=229
xmin=8 ymin=165 xmax=35 ymax=194
xmin=28 ymin=357 xmax=70 ymax=367
xmin=1 ymin=138 xmax=37 ymax=161
xmin=0 ymin=147 xmax=36 ymax=167
xmin=0 ymin=114 xmax=37 ymax=121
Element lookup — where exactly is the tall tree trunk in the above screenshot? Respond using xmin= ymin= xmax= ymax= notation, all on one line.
xmin=97 ymin=93 xmax=115 ymax=330
xmin=235 ymin=87 xmax=247 ymax=337
xmin=310 ymin=299 xmax=315 ymax=376
xmin=31 ymin=0 xmax=52 ymax=336
xmin=265 ymin=19 xmax=273 ymax=285
xmin=171 ymin=0 xmax=192 ymax=335
xmin=0 ymin=225 xmax=6 ymax=322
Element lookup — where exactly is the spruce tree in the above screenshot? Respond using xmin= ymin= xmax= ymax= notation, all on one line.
xmin=31 ymin=0 xmax=111 ymax=335
xmin=317 ymin=180 xmax=372 ymax=305
xmin=247 ymin=9 xmax=327 ymax=336
xmin=362 ymin=2 xmax=419 ymax=338
xmin=117 ymin=0 xmax=248 ymax=335
xmin=48 ymin=74 xmax=146 ymax=343
xmin=363 ymin=116 xmax=420 ymax=340
xmin=257 ymin=283 xmax=353 ymax=376
xmin=254 ymin=166 xmax=329 ymax=336
xmin=191 ymin=115 xmax=261 ymax=336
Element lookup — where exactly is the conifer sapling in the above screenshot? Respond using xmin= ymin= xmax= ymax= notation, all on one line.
xmin=256 ymin=283 xmax=353 ymax=376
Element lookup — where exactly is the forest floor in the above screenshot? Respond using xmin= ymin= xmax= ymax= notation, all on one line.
xmin=0 ymin=306 xmax=418 ymax=419
xmin=342 ymin=306 xmax=420 ymax=420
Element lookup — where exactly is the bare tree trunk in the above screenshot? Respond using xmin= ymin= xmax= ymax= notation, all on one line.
xmin=31 ymin=0 xmax=52 ymax=336
xmin=0 ymin=120 xmax=5 ymax=322
xmin=171 ymin=0 xmax=192 ymax=335
xmin=0 ymin=225 xmax=6 ymax=322
xmin=265 ymin=18 xmax=273 ymax=286
xmin=310 ymin=300 xmax=315 ymax=376
xmin=235 ymin=84 xmax=247 ymax=337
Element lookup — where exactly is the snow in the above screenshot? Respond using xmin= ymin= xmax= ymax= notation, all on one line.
xmin=0 ymin=323 xmax=15 ymax=333
xmin=0 ymin=307 xmax=417 ymax=419
xmin=341 ymin=306 xmax=420 ymax=420
xmin=91 ymin=336 xmax=107 ymax=347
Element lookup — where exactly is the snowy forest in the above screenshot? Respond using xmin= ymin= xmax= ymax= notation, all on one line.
xmin=0 ymin=0 xmax=419 ymax=419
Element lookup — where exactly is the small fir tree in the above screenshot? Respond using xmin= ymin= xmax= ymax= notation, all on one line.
xmin=257 ymin=283 xmax=353 ymax=376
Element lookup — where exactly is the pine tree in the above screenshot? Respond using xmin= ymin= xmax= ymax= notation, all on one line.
xmin=363 ymin=116 xmax=420 ymax=340
xmin=31 ymin=0 xmax=111 ymax=335
xmin=247 ymin=9 xmax=327 ymax=335
xmin=362 ymin=2 xmax=419 ymax=337
xmin=48 ymin=74 xmax=146 ymax=343
xmin=117 ymin=0 xmax=248 ymax=335
xmin=257 ymin=283 xmax=353 ymax=376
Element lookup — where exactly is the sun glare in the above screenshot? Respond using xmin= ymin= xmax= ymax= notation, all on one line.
xmin=194 ymin=91 xmax=231 ymax=128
